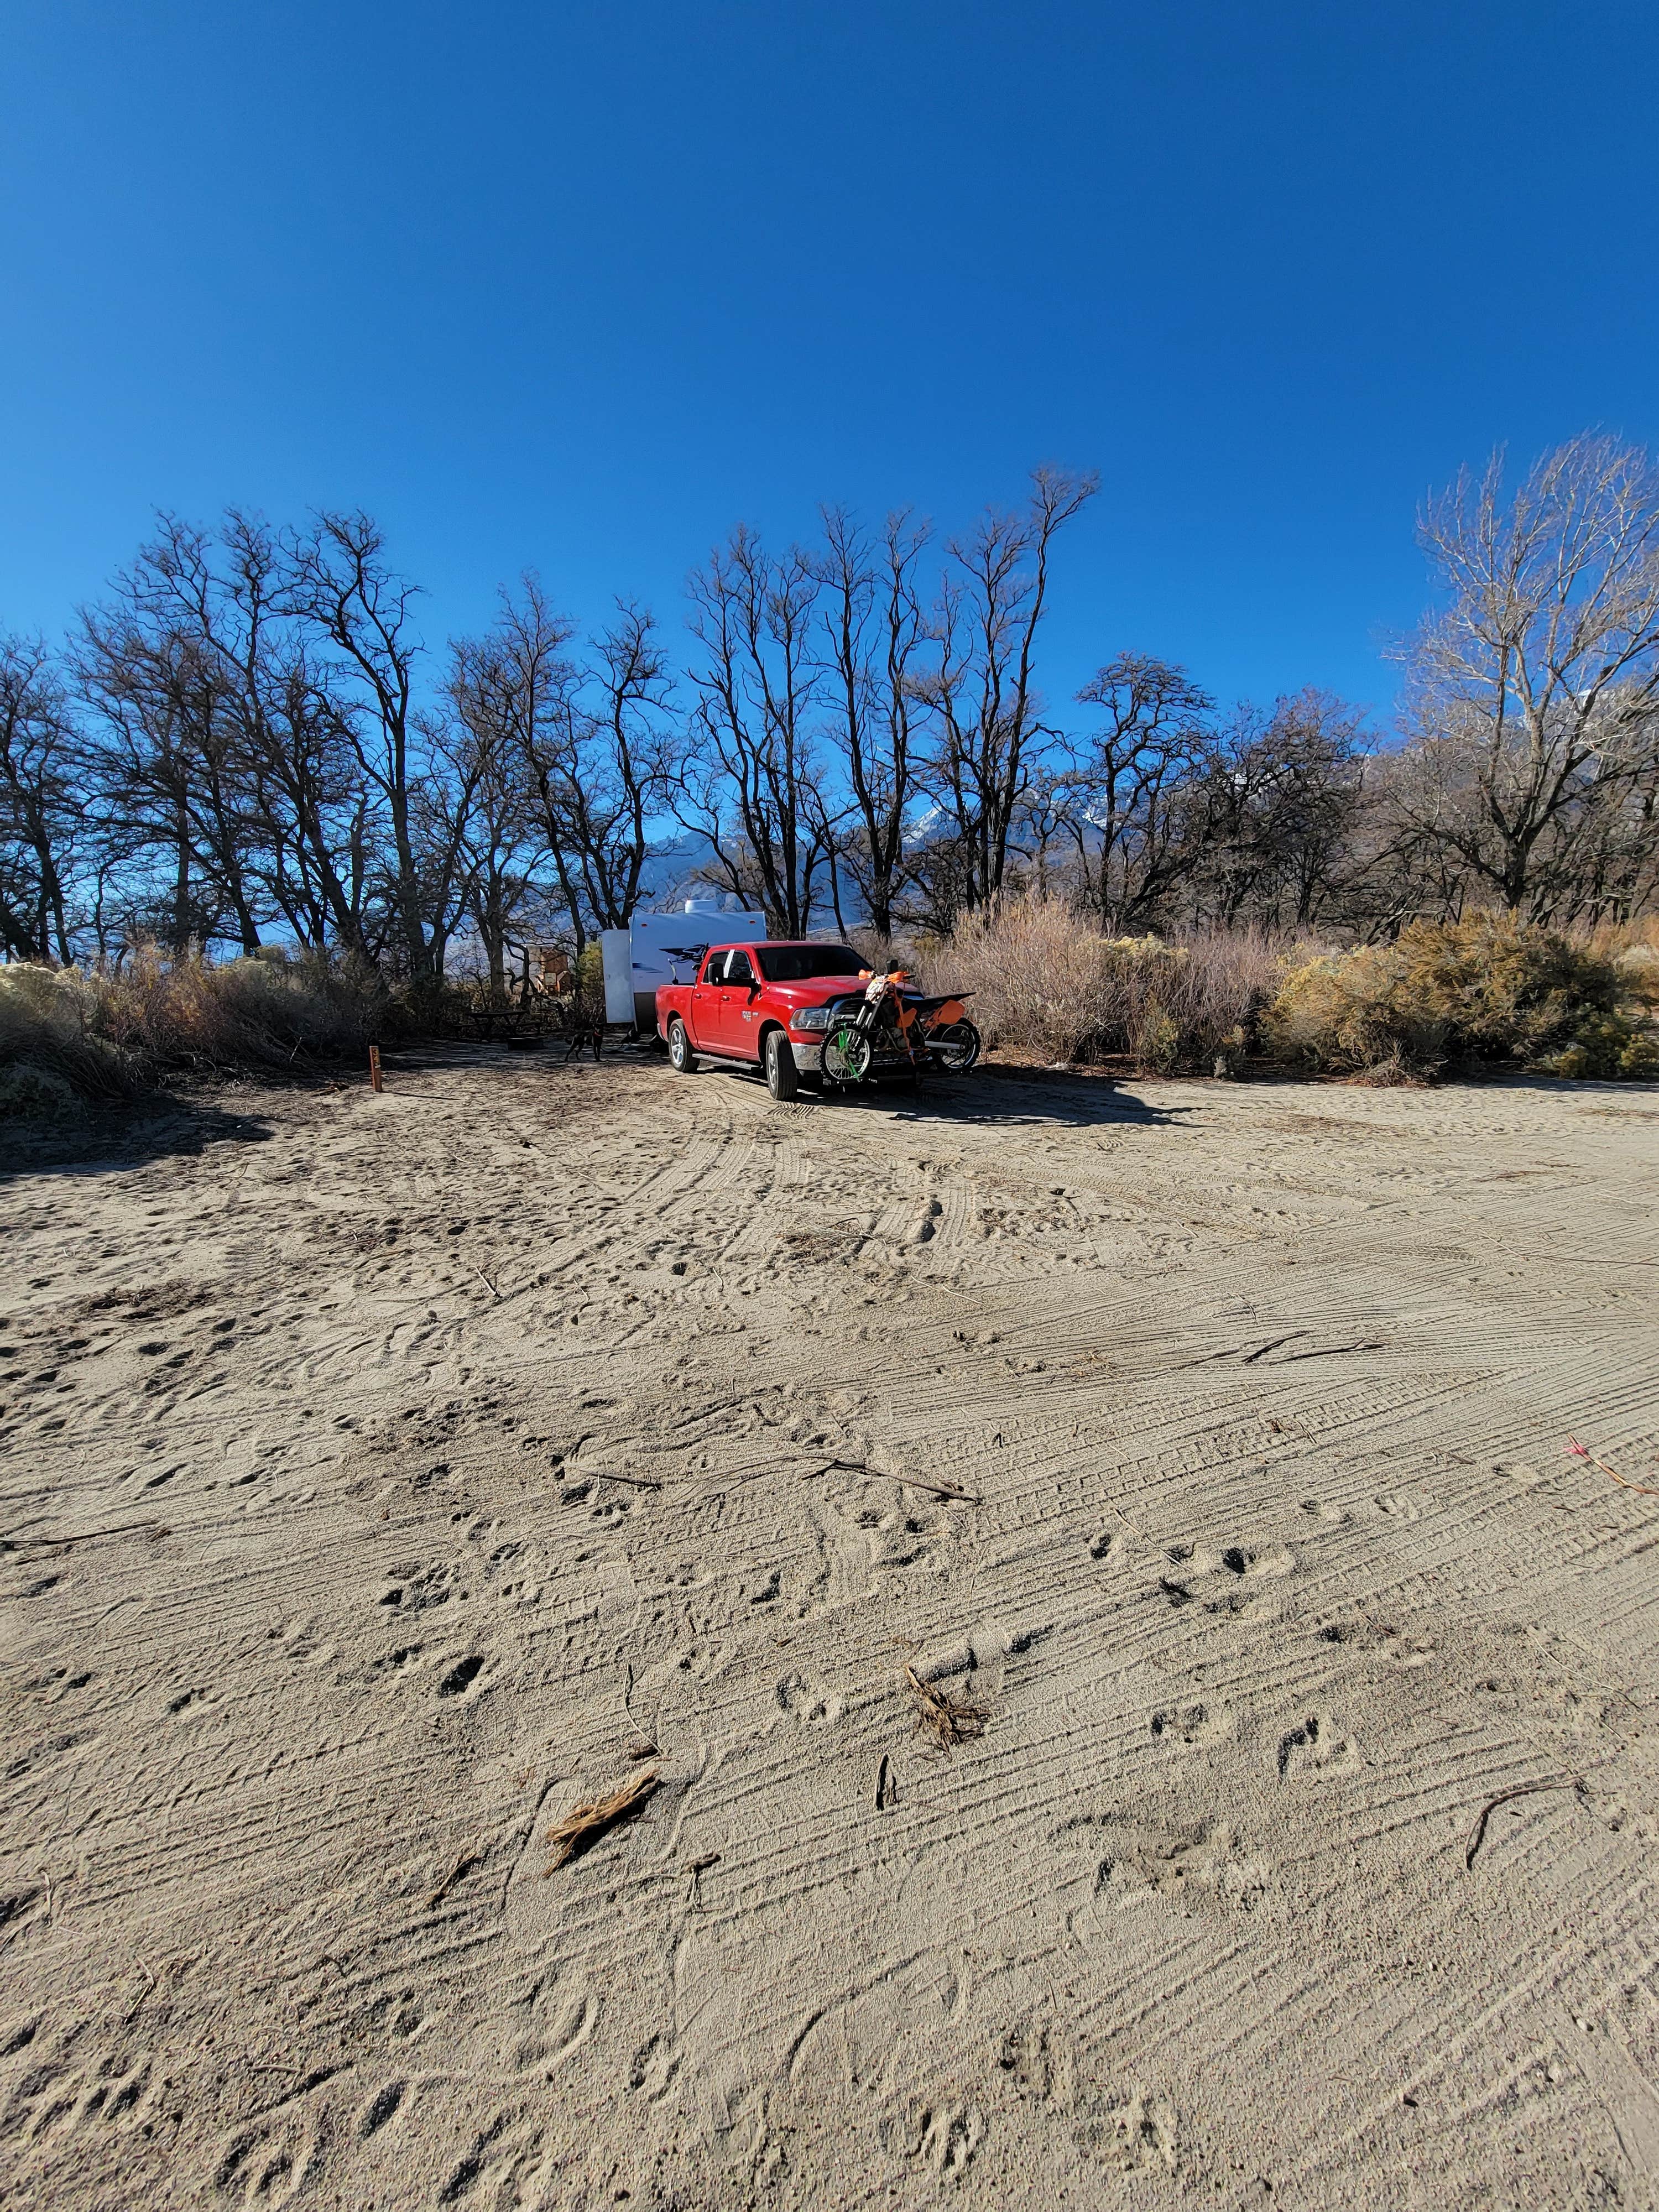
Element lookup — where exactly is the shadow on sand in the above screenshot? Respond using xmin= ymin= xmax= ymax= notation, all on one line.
xmin=707 ymin=1058 xmax=1192 ymax=1130
xmin=0 ymin=1095 xmax=275 ymax=1183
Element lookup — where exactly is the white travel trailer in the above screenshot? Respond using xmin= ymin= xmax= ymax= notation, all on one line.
xmin=601 ymin=901 xmax=769 ymax=1034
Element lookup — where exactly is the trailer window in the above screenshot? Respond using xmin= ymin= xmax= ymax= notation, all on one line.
xmin=753 ymin=944 xmax=865 ymax=981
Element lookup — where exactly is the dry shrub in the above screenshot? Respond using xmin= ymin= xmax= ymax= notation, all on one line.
xmin=85 ymin=946 xmax=382 ymax=1071
xmin=1580 ymin=918 xmax=1659 ymax=1015
xmin=941 ymin=899 xmax=1108 ymax=1061
xmin=0 ymin=1061 xmax=91 ymax=1123
xmin=0 ymin=947 xmax=386 ymax=1104
xmin=938 ymin=899 xmax=1284 ymax=1072
xmin=904 ymin=1663 xmax=989 ymax=1749
xmin=1267 ymin=913 xmax=1658 ymax=1080
xmin=1339 ymin=1051 xmax=1430 ymax=1089
xmin=0 ymin=964 xmax=139 ymax=1103
xmin=1582 ymin=914 xmax=1659 ymax=963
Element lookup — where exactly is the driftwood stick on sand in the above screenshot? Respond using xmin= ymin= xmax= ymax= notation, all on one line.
xmin=808 ymin=1458 xmax=980 ymax=1505
xmin=898 ymin=1475 xmax=982 ymax=1505
xmin=546 ymin=1770 xmax=660 ymax=1870
xmin=6 ymin=1520 xmax=169 ymax=1553
xmin=1464 ymin=1776 xmax=1583 ymax=1870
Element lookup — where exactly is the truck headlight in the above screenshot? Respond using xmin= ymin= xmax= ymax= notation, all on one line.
xmin=790 ymin=1006 xmax=830 ymax=1031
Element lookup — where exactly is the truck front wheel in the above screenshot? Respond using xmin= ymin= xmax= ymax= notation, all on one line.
xmin=764 ymin=1028 xmax=799 ymax=1101
xmin=667 ymin=1017 xmax=695 ymax=1073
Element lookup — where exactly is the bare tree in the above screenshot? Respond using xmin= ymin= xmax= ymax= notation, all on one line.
xmin=815 ymin=507 xmax=930 ymax=938
xmin=447 ymin=587 xmax=573 ymax=986
xmin=681 ymin=527 xmax=836 ymax=933
xmin=0 ymin=636 xmax=82 ymax=962
xmin=75 ymin=521 xmax=268 ymax=953
xmin=453 ymin=732 xmax=541 ymax=993
xmin=1190 ymin=690 xmax=1371 ymax=929
xmin=170 ymin=513 xmax=384 ymax=962
xmin=284 ymin=512 xmax=478 ymax=979
xmin=915 ymin=466 xmax=1098 ymax=919
xmin=558 ymin=603 xmax=679 ymax=932
xmin=1394 ymin=434 xmax=1659 ymax=919
xmin=1044 ymin=653 xmax=1216 ymax=930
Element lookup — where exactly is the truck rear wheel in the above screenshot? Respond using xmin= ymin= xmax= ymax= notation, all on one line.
xmin=764 ymin=1028 xmax=799 ymax=1101
xmin=667 ymin=1017 xmax=695 ymax=1073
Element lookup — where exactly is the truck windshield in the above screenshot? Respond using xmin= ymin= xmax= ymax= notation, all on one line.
xmin=755 ymin=944 xmax=864 ymax=981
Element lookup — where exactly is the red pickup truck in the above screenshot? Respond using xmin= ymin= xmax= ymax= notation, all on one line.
xmin=655 ymin=940 xmax=978 ymax=1101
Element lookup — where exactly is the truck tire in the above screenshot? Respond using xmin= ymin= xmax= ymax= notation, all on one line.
xmin=764 ymin=1027 xmax=799 ymax=1102
xmin=667 ymin=1017 xmax=695 ymax=1073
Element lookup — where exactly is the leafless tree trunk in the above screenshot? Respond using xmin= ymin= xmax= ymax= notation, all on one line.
xmin=198 ymin=513 xmax=382 ymax=963
xmin=451 ymin=577 xmax=599 ymax=951
xmin=1188 ymin=691 xmax=1370 ymax=930
xmin=75 ymin=522 xmax=266 ymax=953
xmin=816 ymin=507 xmax=929 ymax=938
xmin=552 ymin=603 xmax=677 ymax=932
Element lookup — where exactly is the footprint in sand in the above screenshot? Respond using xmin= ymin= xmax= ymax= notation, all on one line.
xmin=775 ymin=1671 xmax=844 ymax=1723
xmin=1074 ymin=2086 xmax=1181 ymax=2175
xmin=1159 ymin=1541 xmax=1294 ymax=1614
xmin=1276 ymin=1712 xmax=1360 ymax=1780
xmin=1149 ymin=1700 xmax=1229 ymax=1746
xmin=881 ymin=2097 xmax=984 ymax=2176
xmin=1094 ymin=1814 xmax=1269 ymax=1912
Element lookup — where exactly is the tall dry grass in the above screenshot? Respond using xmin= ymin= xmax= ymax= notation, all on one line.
xmin=935 ymin=898 xmax=1290 ymax=1071
xmin=0 ymin=948 xmax=386 ymax=1115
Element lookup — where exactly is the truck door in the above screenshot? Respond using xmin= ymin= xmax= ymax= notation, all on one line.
xmin=687 ymin=950 xmax=727 ymax=1048
xmin=722 ymin=950 xmax=760 ymax=1057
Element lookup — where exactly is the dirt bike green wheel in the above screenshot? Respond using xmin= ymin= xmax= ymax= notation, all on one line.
xmin=822 ymin=1026 xmax=872 ymax=1084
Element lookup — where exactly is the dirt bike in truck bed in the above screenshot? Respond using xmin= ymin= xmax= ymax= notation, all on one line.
xmin=655 ymin=941 xmax=981 ymax=1101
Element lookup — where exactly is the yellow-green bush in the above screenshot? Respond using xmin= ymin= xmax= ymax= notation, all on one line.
xmin=1266 ymin=914 xmax=1651 ymax=1079
xmin=1548 ymin=1011 xmax=1659 ymax=1079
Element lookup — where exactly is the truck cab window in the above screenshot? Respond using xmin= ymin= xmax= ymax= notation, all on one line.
xmin=700 ymin=952 xmax=728 ymax=985
xmin=726 ymin=951 xmax=755 ymax=987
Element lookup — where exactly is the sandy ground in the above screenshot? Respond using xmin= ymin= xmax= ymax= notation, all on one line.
xmin=2 ymin=1046 xmax=1658 ymax=2212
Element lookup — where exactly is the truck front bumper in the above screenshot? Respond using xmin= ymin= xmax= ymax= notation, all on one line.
xmin=787 ymin=1036 xmax=919 ymax=1079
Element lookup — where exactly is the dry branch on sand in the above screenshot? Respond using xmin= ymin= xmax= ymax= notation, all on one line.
xmin=545 ymin=1769 xmax=660 ymax=1870
xmin=1464 ymin=1777 xmax=1584 ymax=1870
xmin=1567 ymin=1437 xmax=1659 ymax=1498
xmin=904 ymin=1663 xmax=990 ymax=1749
xmin=427 ymin=1848 xmax=481 ymax=1907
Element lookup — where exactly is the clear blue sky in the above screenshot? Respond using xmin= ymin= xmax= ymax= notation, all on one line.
xmin=4 ymin=1 xmax=1656 ymax=723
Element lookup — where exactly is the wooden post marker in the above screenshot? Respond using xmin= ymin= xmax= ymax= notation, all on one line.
xmin=368 ymin=1045 xmax=383 ymax=1092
